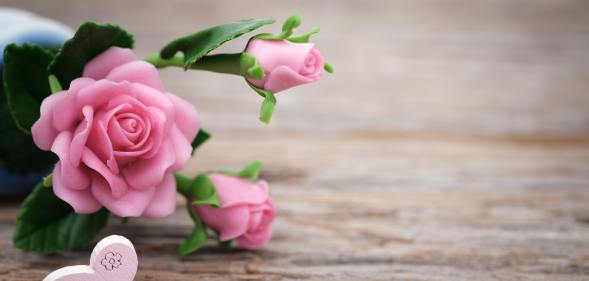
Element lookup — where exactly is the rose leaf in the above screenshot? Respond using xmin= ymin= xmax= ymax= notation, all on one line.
xmin=191 ymin=129 xmax=211 ymax=155
xmin=159 ymin=18 xmax=275 ymax=70
xmin=3 ymin=43 xmax=55 ymax=134
xmin=48 ymin=22 xmax=134 ymax=88
xmin=0 ymin=45 xmax=57 ymax=173
xmin=12 ymin=182 xmax=110 ymax=253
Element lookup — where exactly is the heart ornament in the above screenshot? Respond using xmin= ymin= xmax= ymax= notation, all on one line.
xmin=43 ymin=235 xmax=138 ymax=281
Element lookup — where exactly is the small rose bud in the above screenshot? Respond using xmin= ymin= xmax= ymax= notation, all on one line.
xmin=193 ymin=174 xmax=276 ymax=249
xmin=245 ymin=39 xmax=324 ymax=93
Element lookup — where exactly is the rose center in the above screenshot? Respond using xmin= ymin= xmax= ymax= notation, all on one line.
xmin=114 ymin=112 xmax=145 ymax=143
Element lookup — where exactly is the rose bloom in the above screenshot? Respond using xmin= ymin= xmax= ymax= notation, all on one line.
xmin=245 ymin=39 xmax=324 ymax=93
xmin=32 ymin=47 xmax=200 ymax=218
xmin=193 ymin=174 xmax=276 ymax=249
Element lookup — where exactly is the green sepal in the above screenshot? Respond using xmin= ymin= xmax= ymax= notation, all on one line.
xmin=255 ymin=15 xmax=301 ymax=40
xmin=3 ymin=43 xmax=55 ymax=134
xmin=253 ymin=15 xmax=320 ymax=44
xmin=189 ymin=174 xmax=221 ymax=207
xmin=258 ymin=88 xmax=276 ymax=124
xmin=176 ymin=172 xmax=220 ymax=255
xmin=287 ymin=27 xmax=320 ymax=43
xmin=247 ymin=82 xmax=276 ymax=123
xmin=12 ymin=182 xmax=110 ymax=254
xmin=160 ymin=19 xmax=275 ymax=70
xmin=240 ymin=53 xmax=264 ymax=80
xmin=179 ymin=204 xmax=208 ymax=256
xmin=218 ymin=238 xmax=233 ymax=248
xmin=324 ymin=62 xmax=334 ymax=73
xmin=191 ymin=129 xmax=211 ymax=155
xmin=175 ymin=173 xmax=221 ymax=208
xmin=209 ymin=160 xmax=263 ymax=180
xmin=48 ymin=74 xmax=63 ymax=93
xmin=49 ymin=22 xmax=134 ymax=88
xmin=237 ymin=160 xmax=263 ymax=180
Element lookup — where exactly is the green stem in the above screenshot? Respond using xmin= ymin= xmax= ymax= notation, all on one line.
xmin=145 ymin=53 xmax=264 ymax=80
xmin=145 ymin=54 xmax=184 ymax=68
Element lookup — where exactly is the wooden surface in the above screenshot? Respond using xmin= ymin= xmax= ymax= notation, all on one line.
xmin=1 ymin=0 xmax=589 ymax=280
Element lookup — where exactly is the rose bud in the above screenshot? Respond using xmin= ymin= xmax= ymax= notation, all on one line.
xmin=31 ymin=47 xmax=200 ymax=218
xmin=245 ymin=39 xmax=324 ymax=93
xmin=193 ymin=173 xmax=276 ymax=249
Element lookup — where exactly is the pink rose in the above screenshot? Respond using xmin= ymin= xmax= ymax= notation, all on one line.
xmin=193 ymin=174 xmax=276 ymax=249
xmin=245 ymin=39 xmax=324 ymax=93
xmin=31 ymin=47 xmax=200 ymax=218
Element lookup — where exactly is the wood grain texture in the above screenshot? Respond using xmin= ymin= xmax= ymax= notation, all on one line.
xmin=1 ymin=0 xmax=589 ymax=280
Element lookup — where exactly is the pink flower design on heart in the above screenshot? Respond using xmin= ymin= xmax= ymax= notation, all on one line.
xmin=101 ymin=252 xmax=122 ymax=271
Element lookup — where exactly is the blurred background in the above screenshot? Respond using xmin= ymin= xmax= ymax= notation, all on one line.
xmin=1 ymin=0 xmax=589 ymax=280
xmin=5 ymin=0 xmax=589 ymax=138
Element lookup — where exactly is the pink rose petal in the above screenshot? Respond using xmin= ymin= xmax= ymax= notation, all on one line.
xmin=107 ymin=61 xmax=164 ymax=91
xmin=91 ymin=174 xmax=155 ymax=218
xmin=197 ymin=205 xmax=251 ymax=241
xmin=236 ymin=226 xmax=272 ymax=249
xmin=69 ymin=106 xmax=94 ymax=166
xmin=166 ymin=125 xmax=192 ymax=172
xmin=167 ymin=93 xmax=200 ymax=141
xmin=51 ymin=131 xmax=90 ymax=190
xmin=31 ymin=91 xmax=66 ymax=150
xmin=141 ymin=174 xmax=177 ymax=218
xmin=121 ymin=139 xmax=175 ymax=190
xmin=52 ymin=162 xmax=101 ymax=214
xmin=83 ymin=47 xmax=137 ymax=80
xmin=263 ymin=65 xmax=313 ymax=93
xmin=82 ymin=148 xmax=128 ymax=198
xmin=208 ymin=174 xmax=269 ymax=207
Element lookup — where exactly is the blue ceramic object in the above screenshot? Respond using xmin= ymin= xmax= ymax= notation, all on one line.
xmin=0 ymin=7 xmax=73 ymax=195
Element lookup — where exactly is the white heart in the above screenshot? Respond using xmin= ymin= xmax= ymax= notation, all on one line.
xmin=43 ymin=235 xmax=138 ymax=281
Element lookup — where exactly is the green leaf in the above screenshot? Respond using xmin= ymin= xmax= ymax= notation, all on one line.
xmin=160 ymin=18 xmax=275 ymax=69
xmin=12 ymin=183 xmax=110 ymax=253
xmin=3 ymin=43 xmax=55 ymax=134
xmin=237 ymin=160 xmax=263 ymax=180
xmin=179 ymin=206 xmax=208 ymax=255
xmin=0 ymin=60 xmax=56 ymax=173
xmin=191 ymin=129 xmax=211 ymax=154
xmin=49 ymin=22 xmax=134 ymax=88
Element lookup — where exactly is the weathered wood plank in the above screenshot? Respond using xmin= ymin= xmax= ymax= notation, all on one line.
xmin=2 ymin=134 xmax=589 ymax=280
